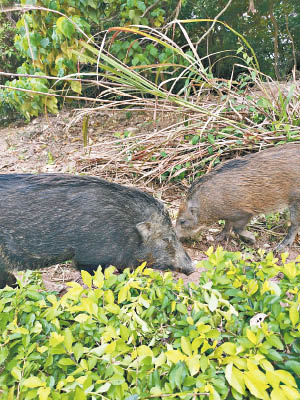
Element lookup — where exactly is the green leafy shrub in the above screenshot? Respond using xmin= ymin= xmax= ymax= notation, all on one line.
xmin=0 ymin=249 xmax=300 ymax=399
xmin=0 ymin=13 xmax=25 ymax=123
xmin=1 ymin=0 xmax=175 ymax=119
xmin=0 ymin=14 xmax=21 ymax=83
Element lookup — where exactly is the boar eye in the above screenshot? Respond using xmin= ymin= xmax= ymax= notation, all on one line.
xmin=179 ymin=218 xmax=186 ymax=226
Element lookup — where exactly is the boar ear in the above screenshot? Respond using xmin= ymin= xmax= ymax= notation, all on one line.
xmin=136 ymin=221 xmax=153 ymax=242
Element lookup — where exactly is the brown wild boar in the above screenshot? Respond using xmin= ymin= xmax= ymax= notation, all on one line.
xmin=175 ymin=143 xmax=300 ymax=250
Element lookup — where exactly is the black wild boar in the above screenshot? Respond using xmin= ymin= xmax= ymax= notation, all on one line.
xmin=0 ymin=174 xmax=194 ymax=288
xmin=176 ymin=143 xmax=300 ymax=250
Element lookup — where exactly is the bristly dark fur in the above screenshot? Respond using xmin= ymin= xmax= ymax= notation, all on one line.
xmin=0 ymin=173 xmax=165 ymax=211
xmin=0 ymin=173 xmax=171 ymax=223
xmin=0 ymin=173 xmax=194 ymax=288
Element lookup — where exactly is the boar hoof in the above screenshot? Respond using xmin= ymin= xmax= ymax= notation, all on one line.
xmin=216 ymin=231 xmax=230 ymax=242
xmin=238 ymin=230 xmax=256 ymax=245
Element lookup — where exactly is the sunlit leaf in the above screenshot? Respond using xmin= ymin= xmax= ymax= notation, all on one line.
xmin=289 ymin=305 xmax=299 ymax=326
xmin=166 ymin=349 xmax=185 ymax=363
xmin=181 ymin=336 xmax=192 ymax=356
xmin=23 ymin=376 xmax=45 ymax=388
xmin=225 ymin=363 xmax=246 ymax=395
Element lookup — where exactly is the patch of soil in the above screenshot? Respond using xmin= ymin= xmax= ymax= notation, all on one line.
xmin=1 ymin=110 xmax=299 ymax=291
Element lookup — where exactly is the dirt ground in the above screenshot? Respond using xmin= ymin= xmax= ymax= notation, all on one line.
xmin=1 ymin=109 xmax=299 ymax=292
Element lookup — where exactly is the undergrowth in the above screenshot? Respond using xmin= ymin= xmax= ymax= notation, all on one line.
xmin=0 ymin=248 xmax=300 ymax=399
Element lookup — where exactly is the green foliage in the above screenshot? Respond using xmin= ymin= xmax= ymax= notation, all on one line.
xmin=4 ymin=75 xmax=58 ymax=119
xmin=180 ymin=0 xmax=300 ymax=79
xmin=0 ymin=15 xmax=20 ymax=80
xmin=0 ymin=12 xmax=25 ymax=123
xmin=1 ymin=0 xmax=175 ymax=119
xmin=2 ymin=0 xmax=300 ymax=119
xmin=1 ymin=250 xmax=300 ymax=399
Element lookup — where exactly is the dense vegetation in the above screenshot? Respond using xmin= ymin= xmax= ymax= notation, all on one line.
xmin=1 ymin=248 xmax=300 ymax=399
xmin=0 ymin=0 xmax=299 ymax=119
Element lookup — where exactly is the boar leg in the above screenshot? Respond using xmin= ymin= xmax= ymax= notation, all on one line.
xmin=216 ymin=220 xmax=232 ymax=241
xmin=231 ymin=213 xmax=255 ymax=244
xmin=277 ymin=200 xmax=300 ymax=251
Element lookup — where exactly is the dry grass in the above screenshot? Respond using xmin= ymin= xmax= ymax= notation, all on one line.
xmin=73 ymin=93 xmax=300 ymax=187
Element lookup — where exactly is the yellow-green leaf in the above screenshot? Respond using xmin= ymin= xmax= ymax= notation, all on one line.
xmin=133 ymin=313 xmax=149 ymax=332
xmin=58 ymin=358 xmax=76 ymax=367
xmin=97 ymin=382 xmax=111 ymax=393
xmin=208 ymin=293 xmax=218 ymax=312
xmin=246 ymin=329 xmax=258 ymax=345
xmin=261 ymin=280 xmax=272 ymax=295
xmin=232 ymin=356 xmax=247 ymax=370
xmin=225 ymin=363 xmax=246 ymax=395
xmin=208 ymin=384 xmax=221 ymax=400
xmin=81 ymin=270 xmax=92 ymax=288
xmin=248 ymin=279 xmax=258 ymax=295
xmin=71 ymin=79 xmax=82 ymax=94
xmin=284 ymin=263 xmax=297 ymax=280
xmin=37 ymin=346 xmax=48 ymax=353
xmin=105 ymin=303 xmax=120 ymax=314
xmin=244 ymin=370 xmax=269 ymax=399
xmin=289 ymin=305 xmax=299 ymax=326
xmin=93 ymin=267 xmax=104 ymax=288
xmin=81 ymin=297 xmax=98 ymax=315
xmin=74 ymin=386 xmax=87 ymax=400
xmin=267 ymin=370 xmax=297 ymax=388
xmin=281 ymin=384 xmax=300 ymax=400
xmin=74 ymin=313 xmax=90 ymax=323
xmin=104 ymin=266 xmax=116 ymax=279
xmin=37 ymin=387 xmax=51 ymax=400
xmin=11 ymin=366 xmax=22 ymax=382
xmin=105 ymin=341 xmax=116 ymax=354
xmin=171 ymin=300 xmax=176 ymax=312
xmin=197 ymin=323 xmax=211 ymax=334
xmin=76 ymin=376 xmax=87 ymax=385
xmin=192 ymin=337 xmax=204 ymax=353
xmin=49 ymin=332 xmax=65 ymax=347
xmin=139 ymin=296 xmax=150 ymax=308
xmin=150 ymin=387 xmax=163 ymax=396
xmin=186 ymin=355 xmax=200 ymax=376
xmin=137 ymin=345 xmax=153 ymax=357
xmin=8 ymin=386 xmax=14 ymax=400
xmin=181 ymin=336 xmax=192 ymax=356
xmin=14 ymin=327 xmax=29 ymax=334
xmin=219 ymin=342 xmax=236 ymax=355
xmin=104 ymin=290 xmax=114 ymax=304
xmin=155 ymin=351 xmax=166 ymax=367
xmin=260 ymin=358 xmax=274 ymax=372
xmin=64 ymin=328 xmax=73 ymax=353
xmin=165 ymin=349 xmax=185 ymax=363
xmin=120 ymin=324 xmax=129 ymax=341
xmin=23 ymin=376 xmax=45 ymax=388
xmin=118 ymin=285 xmax=129 ymax=303
xmin=270 ymin=387 xmax=288 ymax=400
xmin=201 ymin=340 xmax=212 ymax=353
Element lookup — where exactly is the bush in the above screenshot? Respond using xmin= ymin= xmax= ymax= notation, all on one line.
xmin=0 ymin=14 xmax=21 ymax=84
xmin=0 ymin=13 xmax=25 ymax=123
xmin=0 ymin=248 xmax=300 ymax=399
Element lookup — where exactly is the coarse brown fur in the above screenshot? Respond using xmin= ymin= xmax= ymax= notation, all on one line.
xmin=176 ymin=143 xmax=300 ymax=249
